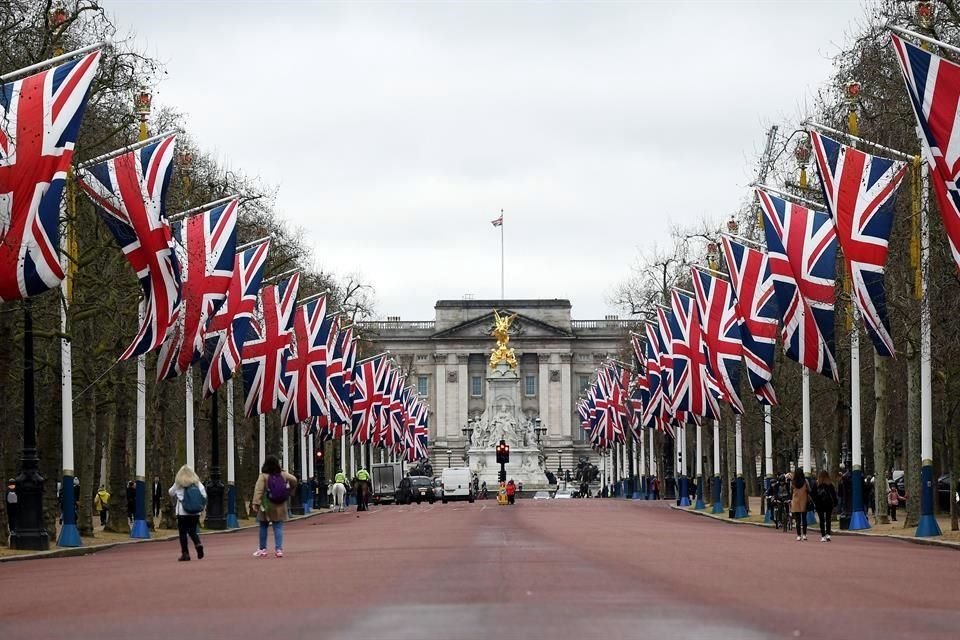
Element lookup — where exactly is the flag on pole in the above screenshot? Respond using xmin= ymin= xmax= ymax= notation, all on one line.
xmin=351 ymin=354 xmax=386 ymax=444
xmin=280 ymin=297 xmax=337 ymax=426
xmin=201 ymin=241 xmax=269 ymax=396
xmin=0 ymin=51 xmax=101 ymax=301
xmin=891 ymin=33 xmax=960 ymax=274
xmin=491 ymin=213 xmax=503 ymax=227
xmin=810 ymin=130 xmax=907 ymax=357
xmin=641 ymin=322 xmax=665 ymax=432
xmin=326 ymin=326 xmax=355 ymax=429
xmin=669 ymin=289 xmax=721 ymax=418
xmin=757 ymin=188 xmax=839 ymax=380
xmin=721 ymin=237 xmax=779 ymax=405
xmin=157 ymin=200 xmax=238 ymax=380
xmin=76 ymin=134 xmax=181 ymax=359
xmin=241 ymin=274 xmax=300 ymax=416
xmin=692 ymin=269 xmax=745 ymax=415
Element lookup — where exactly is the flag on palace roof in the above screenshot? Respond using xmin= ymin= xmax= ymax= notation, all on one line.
xmin=157 ymin=200 xmax=238 ymax=381
xmin=810 ymin=130 xmax=906 ymax=358
xmin=692 ymin=268 xmax=745 ymax=415
xmin=201 ymin=240 xmax=269 ymax=397
xmin=721 ymin=236 xmax=779 ymax=405
xmin=76 ymin=133 xmax=181 ymax=360
xmin=757 ymin=188 xmax=838 ymax=380
xmin=241 ymin=273 xmax=300 ymax=416
xmin=892 ymin=33 xmax=960 ymax=275
xmin=0 ymin=51 xmax=101 ymax=301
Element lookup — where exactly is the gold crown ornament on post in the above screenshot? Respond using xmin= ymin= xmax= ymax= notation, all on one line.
xmin=489 ymin=310 xmax=518 ymax=370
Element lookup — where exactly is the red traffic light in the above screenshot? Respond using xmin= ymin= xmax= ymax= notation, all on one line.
xmin=315 ymin=449 xmax=324 ymax=459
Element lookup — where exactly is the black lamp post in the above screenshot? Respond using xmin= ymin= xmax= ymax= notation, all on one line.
xmin=204 ymin=390 xmax=226 ymax=530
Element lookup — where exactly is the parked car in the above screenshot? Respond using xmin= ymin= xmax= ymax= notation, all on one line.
xmin=937 ymin=474 xmax=959 ymax=512
xmin=432 ymin=477 xmax=443 ymax=502
xmin=554 ymin=490 xmax=572 ymax=499
xmin=409 ymin=476 xmax=435 ymax=504
xmin=532 ymin=491 xmax=551 ymax=500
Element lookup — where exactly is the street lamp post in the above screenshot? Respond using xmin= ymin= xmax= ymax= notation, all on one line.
xmin=446 ymin=449 xmax=452 ymax=469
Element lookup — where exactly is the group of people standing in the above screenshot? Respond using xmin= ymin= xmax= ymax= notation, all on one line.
xmin=787 ymin=470 xmax=839 ymax=542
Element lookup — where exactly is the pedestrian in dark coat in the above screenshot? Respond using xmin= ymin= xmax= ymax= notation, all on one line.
xmin=791 ymin=470 xmax=810 ymax=541
xmin=126 ymin=481 xmax=136 ymax=524
xmin=814 ymin=470 xmax=837 ymax=542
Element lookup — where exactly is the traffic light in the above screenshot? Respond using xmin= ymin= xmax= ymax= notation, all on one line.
xmin=316 ymin=449 xmax=324 ymax=461
xmin=496 ymin=439 xmax=510 ymax=464
xmin=498 ymin=468 xmax=507 ymax=483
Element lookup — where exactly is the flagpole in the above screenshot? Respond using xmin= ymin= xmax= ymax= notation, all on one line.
xmin=500 ymin=209 xmax=505 ymax=299
xmin=282 ymin=424 xmax=289 ymax=471
xmin=185 ymin=369 xmax=195 ymax=468
xmin=0 ymin=41 xmax=106 ymax=82
xmin=695 ymin=422 xmax=704 ymax=509
xmin=639 ymin=427 xmax=647 ymax=499
xmin=225 ymin=379 xmax=238 ymax=528
xmin=307 ymin=430 xmax=315 ymax=509
xmin=734 ymin=415 xmax=747 ymax=518
xmin=649 ymin=427 xmax=656 ymax=500
xmin=300 ymin=426 xmax=310 ymax=513
xmin=57 ymin=199 xmax=80 ymax=548
xmin=678 ymin=425 xmax=690 ymax=507
xmin=763 ymin=405 xmax=773 ymax=523
xmin=258 ymin=414 xmax=266 ymax=469
xmin=340 ymin=430 xmax=346 ymax=475
xmin=712 ymin=420 xmax=723 ymax=514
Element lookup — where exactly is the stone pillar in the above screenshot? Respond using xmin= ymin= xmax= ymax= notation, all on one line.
xmin=560 ymin=353 xmax=572 ymax=439
xmin=434 ymin=353 xmax=447 ymax=443
xmin=458 ymin=354 xmax=469 ymax=450
xmin=445 ymin=353 xmax=459 ymax=444
xmin=538 ymin=353 xmax=550 ymax=426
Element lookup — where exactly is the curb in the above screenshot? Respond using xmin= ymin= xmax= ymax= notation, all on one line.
xmin=669 ymin=504 xmax=960 ymax=550
xmin=0 ymin=508 xmax=330 ymax=564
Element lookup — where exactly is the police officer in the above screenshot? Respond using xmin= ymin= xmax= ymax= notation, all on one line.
xmin=355 ymin=467 xmax=371 ymax=512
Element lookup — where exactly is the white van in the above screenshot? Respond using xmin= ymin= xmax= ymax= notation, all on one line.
xmin=441 ymin=467 xmax=474 ymax=504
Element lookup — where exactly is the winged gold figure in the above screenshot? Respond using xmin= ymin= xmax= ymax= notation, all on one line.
xmin=489 ymin=310 xmax=518 ymax=369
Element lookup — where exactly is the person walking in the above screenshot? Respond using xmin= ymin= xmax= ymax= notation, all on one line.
xmin=332 ymin=470 xmax=347 ymax=512
xmin=251 ymin=455 xmax=298 ymax=557
xmin=126 ymin=481 xmax=136 ymax=525
xmin=168 ymin=465 xmax=206 ymax=562
xmin=506 ymin=479 xmax=517 ymax=505
xmin=887 ymin=480 xmax=900 ymax=521
xmin=791 ymin=469 xmax=810 ymax=541
xmin=814 ymin=470 xmax=837 ymax=542
xmin=652 ymin=477 xmax=661 ymax=500
xmin=4 ymin=479 xmax=17 ymax=534
xmin=152 ymin=476 xmax=163 ymax=518
xmin=94 ymin=485 xmax=111 ymax=527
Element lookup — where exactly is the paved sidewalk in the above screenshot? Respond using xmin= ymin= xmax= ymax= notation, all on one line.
xmin=668 ymin=496 xmax=960 ymax=549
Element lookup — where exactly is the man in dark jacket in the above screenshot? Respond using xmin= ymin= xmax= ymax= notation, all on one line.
xmin=152 ymin=477 xmax=163 ymax=518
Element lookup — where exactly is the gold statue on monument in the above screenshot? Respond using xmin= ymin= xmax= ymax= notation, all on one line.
xmin=489 ymin=310 xmax=518 ymax=369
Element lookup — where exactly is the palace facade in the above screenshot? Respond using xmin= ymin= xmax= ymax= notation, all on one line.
xmin=359 ymin=298 xmax=633 ymax=473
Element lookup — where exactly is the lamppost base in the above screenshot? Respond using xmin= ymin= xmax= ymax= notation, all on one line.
xmin=130 ymin=519 xmax=150 ymax=539
xmin=203 ymin=478 xmax=227 ymax=530
xmin=226 ymin=484 xmax=239 ymax=529
xmin=848 ymin=510 xmax=870 ymax=531
xmin=711 ymin=476 xmax=723 ymax=514
xmin=11 ymin=467 xmax=49 ymax=551
xmin=733 ymin=477 xmax=747 ymax=519
xmin=916 ymin=514 xmax=942 ymax=538
xmin=300 ymin=483 xmax=311 ymax=514
xmin=678 ymin=476 xmax=691 ymax=507
xmin=695 ymin=478 xmax=705 ymax=510
xmin=57 ymin=524 xmax=82 ymax=548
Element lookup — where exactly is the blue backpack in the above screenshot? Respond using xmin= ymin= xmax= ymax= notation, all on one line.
xmin=182 ymin=484 xmax=206 ymax=514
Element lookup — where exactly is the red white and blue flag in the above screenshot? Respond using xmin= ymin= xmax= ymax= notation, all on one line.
xmin=201 ymin=240 xmax=269 ymax=397
xmin=157 ymin=200 xmax=238 ymax=380
xmin=280 ymin=297 xmax=338 ymax=426
xmin=721 ymin=236 xmax=779 ymax=405
xmin=641 ymin=322 xmax=666 ymax=432
xmin=241 ymin=273 xmax=300 ymax=416
xmin=692 ymin=268 xmax=745 ymax=415
xmin=0 ymin=51 xmax=101 ymax=301
xmin=757 ymin=188 xmax=838 ymax=380
xmin=810 ymin=130 xmax=906 ymax=358
xmin=351 ymin=354 xmax=386 ymax=444
xmin=669 ymin=289 xmax=720 ymax=419
xmin=892 ymin=33 xmax=960 ymax=273
xmin=326 ymin=325 xmax=355 ymax=430
xmin=77 ymin=134 xmax=181 ymax=360
xmin=628 ymin=372 xmax=647 ymax=441
xmin=656 ymin=306 xmax=677 ymax=426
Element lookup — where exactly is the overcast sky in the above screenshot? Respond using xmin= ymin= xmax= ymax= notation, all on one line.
xmin=105 ymin=0 xmax=868 ymax=321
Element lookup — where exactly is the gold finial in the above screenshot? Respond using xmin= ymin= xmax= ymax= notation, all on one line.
xmin=489 ymin=309 xmax=518 ymax=369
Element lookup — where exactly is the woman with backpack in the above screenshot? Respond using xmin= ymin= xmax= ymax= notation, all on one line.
xmin=790 ymin=469 xmax=810 ymax=541
xmin=251 ymin=455 xmax=298 ymax=558
xmin=168 ymin=465 xmax=206 ymax=562
xmin=814 ymin=470 xmax=837 ymax=542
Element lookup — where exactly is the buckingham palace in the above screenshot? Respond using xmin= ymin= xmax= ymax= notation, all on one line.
xmin=359 ymin=298 xmax=633 ymax=473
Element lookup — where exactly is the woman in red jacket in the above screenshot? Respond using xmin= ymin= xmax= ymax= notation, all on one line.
xmin=506 ymin=479 xmax=517 ymax=505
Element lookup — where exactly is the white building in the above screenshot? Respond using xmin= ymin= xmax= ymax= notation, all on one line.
xmin=359 ymin=298 xmax=633 ymax=473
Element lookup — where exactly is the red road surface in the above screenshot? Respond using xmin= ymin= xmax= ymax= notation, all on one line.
xmin=1 ymin=500 xmax=958 ymax=639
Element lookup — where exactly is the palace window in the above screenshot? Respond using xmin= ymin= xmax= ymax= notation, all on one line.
xmin=471 ymin=375 xmax=483 ymax=397
xmin=525 ymin=375 xmax=536 ymax=396
xmin=579 ymin=375 xmax=590 ymax=392
xmin=417 ymin=375 xmax=429 ymax=396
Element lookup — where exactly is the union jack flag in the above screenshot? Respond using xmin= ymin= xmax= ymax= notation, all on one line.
xmin=157 ymin=200 xmax=238 ymax=380
xmin=411 ymin=397 xmax=429 ymax=462
xmin=280 ymin=297 xmax=338 ymax=426
xmin=201 ymin=240 xmax=269 ymax=397
xmin=641 ymin=322 xmax=665 ymax=431
xmin=326 ymin=325 xmax=355 ymax=429
xmin=721 ymin=237 xmax=779 ymax=405
xmin=670 ymin=289 xmax=720 ymax=418
xmin=810 ymin=130 xmax=906 ymax=358
xmin=351 ymin=354 xmax=385 ymax=444
xmin=892 ymin=34 xmax=960 ymax=273
xmin=656 ymin=306 xmax=676 ymax=424
xmin=387 ymin=370 xmax=406 ymax=453
xmin=241 ymin=273 xmax=300 ymax=416
xmin=628 ymin=372 xmax=647 ymax=441
xmin=76 ymin=134 xmax=180 ymax=359
xmin=757 ymin=188 xmax=838 ymax=380
xmin=0 ymin=51 xmax=100 ymax=301
xmin=692 ymin=268 xmax=745 ymax=415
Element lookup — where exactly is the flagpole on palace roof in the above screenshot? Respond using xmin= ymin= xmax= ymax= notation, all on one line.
xmin=500 ymin=209 xmax=505 ymax=299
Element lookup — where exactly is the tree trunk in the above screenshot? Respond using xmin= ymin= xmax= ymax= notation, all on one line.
xmin=106 ymin=382 xmax=130 ymax=534
xmin=874 ymin=353 xmax=890 ymax=524
xmin=77 ymin=392 xmax=97 ymax=537
xmin=905 ymin=344 xmax=920 ymax=528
